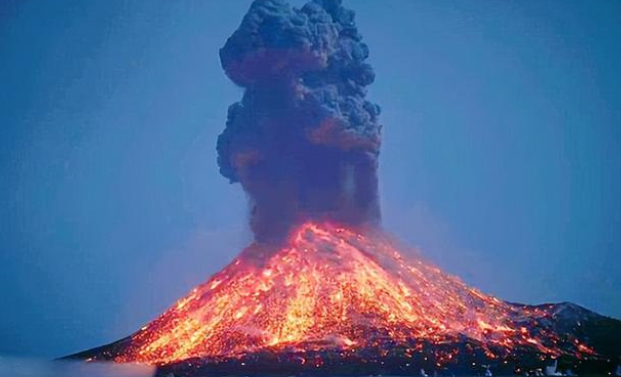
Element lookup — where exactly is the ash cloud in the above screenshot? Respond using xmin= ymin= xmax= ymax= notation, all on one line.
xmin=217 ymin=0 xmax=381 ymax=243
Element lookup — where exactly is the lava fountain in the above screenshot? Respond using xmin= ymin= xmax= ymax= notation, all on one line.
xmin=69 ymin=0 xmax=620 ymax=375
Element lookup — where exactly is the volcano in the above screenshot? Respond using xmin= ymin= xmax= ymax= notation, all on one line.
xmin=67 ymin=0 xmax=621 ymax=374
xmin=69 ymin=223 xmax=620 ymax=375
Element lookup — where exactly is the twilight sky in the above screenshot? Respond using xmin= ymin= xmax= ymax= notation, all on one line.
xmin=0 ymin=0 xmax=619 ymax=358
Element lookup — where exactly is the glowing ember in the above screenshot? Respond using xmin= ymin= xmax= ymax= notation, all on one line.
xmin=107 ymin=223 xmax=594 ymax=366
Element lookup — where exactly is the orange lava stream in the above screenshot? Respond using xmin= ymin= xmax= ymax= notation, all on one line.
xmin=114 ymin=223 xmax=593 ymax=365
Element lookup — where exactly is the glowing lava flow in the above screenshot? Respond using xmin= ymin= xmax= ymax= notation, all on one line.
xmin=112 ymin=223 xmax=594 ymax=366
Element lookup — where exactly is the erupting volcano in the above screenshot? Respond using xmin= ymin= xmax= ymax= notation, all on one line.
xmin=69 ymin=0 xmax=620 ymax=375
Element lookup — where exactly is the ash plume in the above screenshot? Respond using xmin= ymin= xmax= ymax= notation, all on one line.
xmin=217 ymin=0 xmax=382 ymax=243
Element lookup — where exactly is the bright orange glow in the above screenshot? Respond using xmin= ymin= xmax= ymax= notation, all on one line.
xmin=113 ymin=223 xmax=594 ymax=365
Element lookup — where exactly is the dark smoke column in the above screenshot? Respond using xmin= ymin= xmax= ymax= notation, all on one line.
xmin=218 ymin=0 xmax=381 ymax=243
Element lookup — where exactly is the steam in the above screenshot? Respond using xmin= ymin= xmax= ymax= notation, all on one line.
xmin=217 ymin=0 xmax=381 ymax=243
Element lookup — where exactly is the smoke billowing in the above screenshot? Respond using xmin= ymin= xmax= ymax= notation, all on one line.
xmin=217 ymin=0 xmax=381 ymax=243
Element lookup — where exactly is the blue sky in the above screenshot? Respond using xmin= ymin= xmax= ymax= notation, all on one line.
xmin=0 ymin=0 xmax=619 ymax=358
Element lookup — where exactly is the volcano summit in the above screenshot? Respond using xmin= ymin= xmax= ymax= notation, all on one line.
xmin=69 ymin=0 xmax=621 ymax=375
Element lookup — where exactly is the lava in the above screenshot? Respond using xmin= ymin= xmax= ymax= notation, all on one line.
xmin=108 ymin=223 xmax=594 ymax=366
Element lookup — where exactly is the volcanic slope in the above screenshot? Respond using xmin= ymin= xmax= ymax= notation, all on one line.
xmin=70 ymin=223 xmax=620 ymax=372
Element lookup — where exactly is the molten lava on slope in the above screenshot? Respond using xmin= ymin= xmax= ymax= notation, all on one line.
xmin=74 ymin=223 xmax=606 ymax=372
